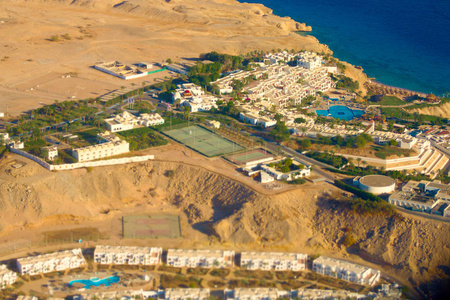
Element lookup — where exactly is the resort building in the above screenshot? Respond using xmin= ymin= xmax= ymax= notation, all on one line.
xmin=297 ymin=51 xmax=323 ymax=70
xmin=389 ymin=180 xmax=450 ymax=216
xmin=72 ymin=131 xmax=129 ymax=162
xmin=239 ymin=112 xmax=277 ymax=128
xmin=312 ymin=256 xmax=380 ymax=286
xmin=0 ymin=265 xmax=17 ymax=289
xmin=93 ymin=246 xmax=163 ymax=265
xmin=205 ymin=120 xmax=221 ymax=129
xmin=94 ymin=61 xmax=152 ymax=80
xmin=173 ymin=83 xmax=218 ymax=112
xmin=16 ymin=248 xmax=86 ymax=275
xmin=260 ymin=158 xmax=311 ymax=181
xmin=264 ymin=51 xmax=297 ymax=65
xmin=240 ymin=252 xmax=307 ymax=271
xmin=224 ymin=288 xmax=287 ymax=300
xmin=75 ymin=290 xmax=158 ymax=300
xmin=41 ymin=146 xmax=58 ymax=161
xmin=291 ymin=289 xmax=366 ymax=300
xmin=105 ymin=111 xmax=164 ymax=132
xmin=166 ymin=249 xmax=235 ymax=268
xmin=164 ymin=288 xmax=210 ymax=300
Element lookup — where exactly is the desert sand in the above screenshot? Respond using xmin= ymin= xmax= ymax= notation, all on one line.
xmin=0 ymin=143 xmax=449 ymax=297
xmin=0 ymin=0 xmax=370 ymax=115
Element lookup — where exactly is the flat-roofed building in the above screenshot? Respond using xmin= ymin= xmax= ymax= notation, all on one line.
xmin=224 ymin=288 xmax=286 ymax=300
xmin=166 ymin=249 xmax=235 ymax=268
xmin=297 ymin=51 xmax=323 ymax=70
xmin=240 ymin=252 xmax=307 ymax=271
xmin=260 ymin=158 xmax=311 ymax=182
xmin=0 ymin=265 xmax=17 ymax=289
xmin=94 ymin=245 xmax=162 ymax=265
xmin=105 ymin=111 xmax=164 ymax=132
xmin=41 ymin=146 xmax=58 ymax=161
xmin=205 ymin=120 xmax=221 ymax=129
xmin=16 ymin=248 xmax=86 ymax=275
xmin=164 ymin=288 xmax=210 ymax=300
xmin=312 ymin=256 xmax=380 ymax=286
xmin=72 ymin=132 xmax=129 ymax=162
xmin=291 ymin=288 xmax=366 ymax=299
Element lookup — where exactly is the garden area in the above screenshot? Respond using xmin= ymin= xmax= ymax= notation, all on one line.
xmin=369 ymin=95 xmax=405 ymax=106
xmin=117 ymin=127 xmax=168 ymax=150
xmin=267 ymin=158 xmax=301 ymax=173
xmin=160 ymin=274 xmax=203 ymax=288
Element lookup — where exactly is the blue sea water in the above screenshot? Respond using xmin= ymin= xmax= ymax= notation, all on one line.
xmin=68 ymin=276 xmax=120 ymax=289
xmin=242 ymin=0 xmax=450 ymax=95
xmin=316 ymin=105 xmax=365 ymax=120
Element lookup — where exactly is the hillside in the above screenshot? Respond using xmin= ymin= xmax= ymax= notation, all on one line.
xmin=0 ymin=152 xmax=449 ymax=297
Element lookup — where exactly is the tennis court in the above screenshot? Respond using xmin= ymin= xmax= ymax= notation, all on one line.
xmin=227 ymin=149 xmax=274 ymax=166
xmin=123 ymin=215 xmax=181 ymax=239
xmin=165 ymin=125 xmax=245 ymax=157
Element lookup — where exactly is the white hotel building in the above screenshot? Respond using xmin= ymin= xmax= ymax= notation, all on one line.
xmin=94 ymin=245 xmax=162 ymax=265
xmin=105 ymin=111 xmax=164 ymax=133
xmin=0 ymin=265 xmax=17 ymax=289
xmin=165 ymin=288 xmax=210 ymax=300
xmin=240 ymin=252 xmax=307 ymax=271
xmin=16 ymin=248 xmax=86 ymax=276
xmin=166 ymin=249 xmax=235 ymax=268
xmin=72 ymin=131 xmax=129 ymax=162
xmin=312 ymin=256 xmax=380 ymax=286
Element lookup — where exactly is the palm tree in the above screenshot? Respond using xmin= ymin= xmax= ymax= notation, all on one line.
xmin=356 ymin=157 xmax=362 ymax=167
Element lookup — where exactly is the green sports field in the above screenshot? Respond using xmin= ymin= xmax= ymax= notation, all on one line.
xmin=165 ymin=125 xmax=245 ymax=157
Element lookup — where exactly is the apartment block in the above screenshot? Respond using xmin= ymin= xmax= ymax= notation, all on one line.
xmin=105 ymin=111 xmax=164 ymax=133
xmin=166 ymin=249 xmax=235 ymax=268
xmin=224 ymin=288 xmax=286 ymax=300
xmin=0 ymin=265 xmax=17 ymax=289
xmin=94 ymin=245 xmax=163 ymax=265
xmin=312 ymin=256 xmax=380 ymax=286
xmin=72 ymin=132 xmax=129 ymax=162
xmin=240 ymin=252 xmax=307 ymax=271
xmin=16 ymin=248 xmax=86 ymax=276
xmin=164 ymin=288 xmax=210 ymax=300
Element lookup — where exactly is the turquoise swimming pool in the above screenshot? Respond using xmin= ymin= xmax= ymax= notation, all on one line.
xmin=68 ymin=276 xmax=119 ymax=289
xmin=316 ymin=105 xmax=365 ymax=121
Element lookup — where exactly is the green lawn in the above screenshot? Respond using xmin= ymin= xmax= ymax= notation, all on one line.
xmin=375 ymin=95 xmax=405 ymax=106
xmin=117 ymin=127 xmax=168 ymax=150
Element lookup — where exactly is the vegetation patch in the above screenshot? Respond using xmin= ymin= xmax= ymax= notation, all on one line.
xmin=187 ymin=268 xmax=209 ymax=276
xmin=370 ymin=95 xmax=405 ymax=106
xmin=210 ymin=269 xmax=230 ymax=278
xmin=117 ymin=127 xmax=167 ymax=150
xmin=233 ymin=270 xmax=273 ymax=280
xmin=373 ymin=145 xmax=416 ymax=159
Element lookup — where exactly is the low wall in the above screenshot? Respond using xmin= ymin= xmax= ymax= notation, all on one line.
xmin=10 ymin=148 xmax=154 ymax=171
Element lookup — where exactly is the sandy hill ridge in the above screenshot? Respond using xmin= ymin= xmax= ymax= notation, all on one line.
xmin=0 ymin=154 xmax=449 ymax=297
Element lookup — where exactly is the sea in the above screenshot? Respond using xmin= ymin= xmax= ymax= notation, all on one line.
xmin=242 ymin=0 xmax=450 ymax=96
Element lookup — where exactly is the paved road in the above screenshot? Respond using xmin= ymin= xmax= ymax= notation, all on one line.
xmin=260 ymin=138 xmax=338 ymax=182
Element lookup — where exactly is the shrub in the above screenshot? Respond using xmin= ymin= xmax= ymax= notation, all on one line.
xmin=165 ymin=170 xmax=175 ymax=178
xmin=342 ymin=234 xmax=356 ymax=247
xmin=50 ymin=35 xmax=59 ymax=42
xmin=86 ymin=166 xmax=93 ymax=173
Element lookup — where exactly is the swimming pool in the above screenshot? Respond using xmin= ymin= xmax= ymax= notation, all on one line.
xmin=68 ymin=276 xmax=120 ymax=289
xmin=316 ymin=105 xmax=365 ymax=121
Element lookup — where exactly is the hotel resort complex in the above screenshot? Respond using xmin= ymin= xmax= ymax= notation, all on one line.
xmin=166 ymin=249 xmax=235 ymax=268
xmin=16 ymin=248 xmax=86 ymax=276
xmin=93 ymin=246 xmax=163 ymax=266
xmin=240 ymin=252 xmax=307 ymax=271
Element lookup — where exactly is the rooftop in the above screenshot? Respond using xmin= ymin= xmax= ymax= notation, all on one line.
xmin=360 ymin=175 xmax=395 ymax=187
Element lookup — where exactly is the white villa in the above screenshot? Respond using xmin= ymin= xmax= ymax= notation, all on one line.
xmin=164 ymin=288 xmax=210 ymax=300
xmin=0 ymin=265 xmax=17 ymax=289
xmin=105 ymin=111 xmax=164 ymax=132
xmin=94 ymin=246 xmax=163 ymax=266
xmin=41 ymin=146 xmax=58 ymax=161
xmin=72 ymin=131 xmax=129 ymax=162
xmin=16 ymin=248 xmax=86 ymax=276
xmin=240 ymin=252 xmax=307 ymax=271
xmin=312 ymin=256 xmax=380 ymax=286
xmin=260 ymin=158 xmax=311 ymax=181
xmin=166 ymin=249 xmax=235 ymax=268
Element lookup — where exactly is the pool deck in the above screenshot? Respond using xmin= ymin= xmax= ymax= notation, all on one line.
xmin=310 ymin=102 xmax=367 ymax=118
